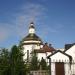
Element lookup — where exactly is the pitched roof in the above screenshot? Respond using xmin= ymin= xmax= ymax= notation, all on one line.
xmin=47 ymin=50 xmax=72 ymax=61
xmin=35 ymin=43 xmax=55 ymax=53
xmin=65 ymin=45 xmax=75 ymax=58
xmin=64 ymin=43 xmax=75 ymax=51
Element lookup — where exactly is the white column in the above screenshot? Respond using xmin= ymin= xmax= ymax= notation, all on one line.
xmin=51 ymin=62 xmax=55 ymax=75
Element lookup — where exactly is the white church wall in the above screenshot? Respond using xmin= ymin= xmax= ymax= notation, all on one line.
xmin=37 ymin=52 xmax=52 ymax=62
xmin=64 ymin=63 xmax=71 ymax=75
xmin=50 ymin=52 xmax=69 ymax=62
xmin=37 ymin=53 xmax=46 ymax=61
xmin=23 ymin=44 xmax=42 ymax=61
xmin=34 ymin=45 xmax=41 ymax=49
xmin=65 ymin=45 xmax=75 ymax=75
xmin=51 ymin=62 xmax=55 ymax=75
xmin=65 ymin=45 xmax=75 ymax=59
xmin=71 ymin=63 xmax=75 ymax=75
xmin=23 ymin=45 xmax=33 ymax=60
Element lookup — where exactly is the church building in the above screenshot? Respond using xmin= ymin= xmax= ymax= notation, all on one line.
xmin=19 ymin=22 xmax=43 ymax=61
xmin=19 ymin=22 xmax=75 ymax=75
xmin=19 ymin=22 xmax=55 ymax=62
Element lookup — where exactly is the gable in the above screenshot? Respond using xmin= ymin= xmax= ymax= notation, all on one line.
xmin=48 ymin=51 xmax=70 ymax=62
xmin=65 ymin=45 xmax=75 ymax=58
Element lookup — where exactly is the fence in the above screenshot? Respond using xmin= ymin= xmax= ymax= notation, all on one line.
xmin=30 ymin=70 xmax=49 ymax=75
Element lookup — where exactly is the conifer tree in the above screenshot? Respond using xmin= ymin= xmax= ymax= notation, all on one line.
xmin=0 ymin=48 xmax=10 ymax=75
xmin=30 ymin=50 xmax=39 ymax=70
xmin=10 ymin=45 xmax=26 ymax=75
xmin=40 ymin=57 xmax=47 ymax=70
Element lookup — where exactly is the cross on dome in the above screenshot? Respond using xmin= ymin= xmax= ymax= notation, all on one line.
xmin=29 ymin=22 xmax=35 ymax=34
xmin=29 ymin=22 xmax=35 ymax=29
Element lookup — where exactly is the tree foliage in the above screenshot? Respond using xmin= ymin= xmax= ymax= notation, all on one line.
xmin=0 ymin=48 xmax=10 ymax=75
xmin=40 ymin=57 xmax=47 ymax=70
xmin=0 ymin=45 xmax=26 ymax=75
xmin=10 ymin=45 xmax=26 ymax=75
xmin=30 ymin=50 xmax=39 ymax=70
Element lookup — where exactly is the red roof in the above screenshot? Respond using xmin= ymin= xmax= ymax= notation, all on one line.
xmin=35 ymin=43 xmax=55 ymax=53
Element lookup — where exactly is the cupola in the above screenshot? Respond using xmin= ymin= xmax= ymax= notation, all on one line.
xmin=20 ymin=22 xmax=43 ymax=45
xmin=29 ymin=22 xmax=35 ymax=34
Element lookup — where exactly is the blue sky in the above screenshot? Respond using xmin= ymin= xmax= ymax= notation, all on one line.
xmin=0 ymin=0 xmax=75 ymax=49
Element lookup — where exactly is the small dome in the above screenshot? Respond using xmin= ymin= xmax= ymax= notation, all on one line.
xmin=21 ymin=34 xmax=43 ymax=44
xmin=20 ymin=22 xmax=43 ymax=45
xmin=22 ymin=34 xmax=42 ymax=41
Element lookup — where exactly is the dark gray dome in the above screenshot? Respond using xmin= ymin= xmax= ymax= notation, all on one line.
xmin=20 ymin=22 xmax=43 ymax=45
xmin=22 ymin=34 xmax=42 ymax=42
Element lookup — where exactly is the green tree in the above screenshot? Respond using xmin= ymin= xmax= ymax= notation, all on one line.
xmin=30 ymin=50 xmax=39 ymax=70
xmin=40 ymin=57 xmax=47 ymax=70
xmin=0 ymin=48 xmax=10 ymax=75
xmin=10 ymin=45 xmax=26 ymax=75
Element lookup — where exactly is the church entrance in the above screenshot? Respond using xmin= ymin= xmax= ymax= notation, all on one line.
xmin=55 ymin=62 xmax=65 ymax=75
